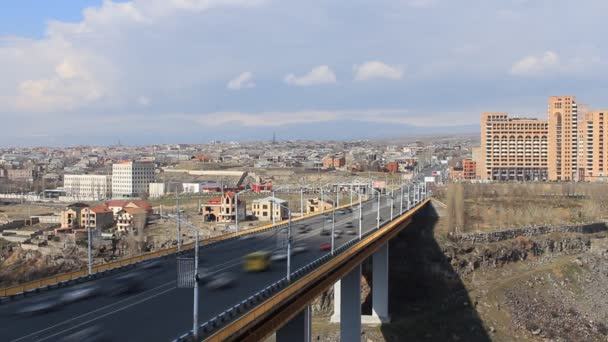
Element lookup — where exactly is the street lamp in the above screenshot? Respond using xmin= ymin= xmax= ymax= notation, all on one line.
xmin=346 ymin=188 xmax=363 ymax=240
xmin=174 ymin=217 xmax=201 ymax=339
xmin=234 ymin=189 xmax=251 ymax=233
xmin=371 ymin=188 xmax=382 ymax=230
xmin=275 ymin=203 xmax=293 ymax=282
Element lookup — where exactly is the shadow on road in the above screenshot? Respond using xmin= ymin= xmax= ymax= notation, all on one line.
xmin=378 ymin=202 xmax=491 ymax=342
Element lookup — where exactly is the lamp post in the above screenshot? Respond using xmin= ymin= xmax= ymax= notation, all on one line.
xmin=86 ymin=208 xmax=92 ymax=275
xmin=275 ymin=203 xmax=293 ymax=282
xmin=234 ymin=189 xmax=250 ymax=233
xmin=371 ymin=188 xmax=381 ymax=230
xmin=174 ymin=217 xmax=201 ymax=339
xmin=346 ymin=188 xmax=363 ymax=240
xmin=400 ymin=179 xmax=404 ymax=215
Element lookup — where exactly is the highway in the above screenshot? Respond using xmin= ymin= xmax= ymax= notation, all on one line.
xmin=0 ymin=186 xmax=423 ymax=342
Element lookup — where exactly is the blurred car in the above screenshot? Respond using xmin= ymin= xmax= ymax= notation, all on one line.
xmin=107 ymin=271 xmax=145 ymax=296
xmin=61 ymin=284 xmax=101 ymax=304
xmin=346 ymin=229 xmax=357 ymax=235
xmin=243 ymin=251 xmax=271 ymax=272
xmin=320 ymin=243 xmax=331 ymax=251
xmin=333 ymin=232 xmax=342 ymax=239
xmin=320 ymin=229 xmax=331 ymax=236
xmin=16 ymin=297 xmax=62 ymax=316
xmin=58 ymin=325 xmax=109 ymax=342
xmin=292 ymin=245 xmax=308 ymax=254
xmin=334 ymin=229 xmax=343 ymax=235
xmin=270 ymin=250 xmax=287 ymax=262
xmin=206 ymin=273 xmax=235 ymax=290
xmin=141 ymin=259 xmax=164 ymax=270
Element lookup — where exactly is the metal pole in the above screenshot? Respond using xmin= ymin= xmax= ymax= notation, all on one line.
xmin=193 ymin=228 xmax=199 ymax=339
xmin=287 ymin=209 xmax=292 ymax=282
xmin=87 ymin=208 xmax=92 ymax=275
xmin=272 ymin=191 xmax=276 ymax=226
xmin=300 ymin=187 xmax=304 ymax=217
xmin=331 ymin=201 xmax=335 ymax=255
xmin=390 ymin=196 xmax=394 ymax=220
xmin=377 ymin=191 xmax=380 ymax=229
xmin=336 ymin=185 xmax=340 ymax=207
xmin=400 ymin=182 xmax=404 ymax=215
xmin=350 ymin=183 xmax=353 ymax=204
xmin=320 ymin=187 xmax=324 ymax=213
xmin=358 ymin=192 xmax=362 ymax=240
xmin=235 ymin=192 xmax=239 ymax=233
xmin=176 ymin=185 xmax=181 ymax=251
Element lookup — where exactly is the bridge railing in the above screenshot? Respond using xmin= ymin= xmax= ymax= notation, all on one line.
xmin=0 ymin=198 xmax=367 ymax=299
xmin=171 ymin=197 xmax=430 ymax=342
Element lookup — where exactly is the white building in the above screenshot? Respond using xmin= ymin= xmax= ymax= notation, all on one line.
xmin=111 ymin=161 xmax=156 ymax=198
xmin=149 ymin=183 xmax=165 ymax=198
xmin=251 ymin=197 xmax=289 ymax=221
xmin=63 ymin=174 xmax=112 ymax=200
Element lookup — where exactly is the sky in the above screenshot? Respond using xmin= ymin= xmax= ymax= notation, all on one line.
xmin=1 ymin=0 xmax=607 ymax=146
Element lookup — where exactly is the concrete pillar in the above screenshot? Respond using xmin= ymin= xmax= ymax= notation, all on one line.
xmin=340 ymin=264 xmax=361 ymax=341
xmin=330 ymin=280 xmax=341 ymax=322
xmin=364 ymin=243 xmax=390 ymax=324
xmin=277 ymin=305 xmax=311 ymax=342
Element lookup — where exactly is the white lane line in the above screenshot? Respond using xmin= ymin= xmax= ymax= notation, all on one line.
xmin=9 ymin=281 xmax=176 ymax=342
xmin=32 ymin=286 xmax=177 ymax=342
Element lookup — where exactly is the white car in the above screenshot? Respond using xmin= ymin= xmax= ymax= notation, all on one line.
xmin=271 ymin=251 xmax=288 ymax=261
xmin=206 ymin=273 xmax=235 ymax=290
xmin=61 ymin=284 xmax=100 ymax=303
xmin=292 ymin=245 xmax=308 ymax=254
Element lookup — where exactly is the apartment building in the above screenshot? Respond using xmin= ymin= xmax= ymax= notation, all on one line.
xmin=202 ymin=192 xmax=246 ymax=223
xmin=463 ymin=159 xmax=477 ymax=180
xmin=580 ymin=110 xmax=608 ymax=181
xmin=548 ymin=96 xmax=579 ymax=181
xmin=480 ymin=113 xmax=549 ymax=181
xmin=111 ymin=161 xmax=155 ymax=198
xmin=64 ymin=174 xmax=111 ymax=200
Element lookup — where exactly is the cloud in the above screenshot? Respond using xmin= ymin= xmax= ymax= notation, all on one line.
xmin=137 ymin=95 xmax=150 ymax=106
xmin=227 ymin=71 xmax=255 ymax=90
xmin=510 ymin=51 xmax=560 ymax=76
xmin=284 ymin=65 xmax=337 ymax=86
xmin=354 ymin=61 xmax=404 ymax=81
xmin=404 ymin=0 xmax=437 ymax=8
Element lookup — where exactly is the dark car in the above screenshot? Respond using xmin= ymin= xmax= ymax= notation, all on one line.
xmin=107 ymin=271 xmax=145 ymax=296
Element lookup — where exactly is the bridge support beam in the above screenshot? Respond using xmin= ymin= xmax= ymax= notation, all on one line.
xmin=277 ymin=305 xmax=311 ymax=342
xmin=330 ymin=264 xmax=362 ymax=341
xmin=363 ymin=242 xmax=390 ymax=324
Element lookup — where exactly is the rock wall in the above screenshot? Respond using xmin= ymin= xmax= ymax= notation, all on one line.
xmin=449 ymin=222 xmax=606 ymax=243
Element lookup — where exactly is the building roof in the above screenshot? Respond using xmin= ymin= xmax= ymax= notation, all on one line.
xmin=207 ymin=197 xmax=222 ymax=204
xmin=224 ymin=191 xmax=235 ymax=199
xmin=126 ymin=200 xmax=152 ymax=211
xmin=67 ymin=202 xmax=89 ymax=209
xmin=90 ymin=205 xmax=112 ymax=213
xmin=123 ymin=207 xmax=147 ymax=215
xmin=106 ymin=200 xmax=127 ymax=207
xmin=252 ymin=196 xmax=287 ymax=204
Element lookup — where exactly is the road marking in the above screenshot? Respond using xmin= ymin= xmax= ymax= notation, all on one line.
xmin=9 ymin=281 xmax=176 ymax=342
xmin=32 ymin=286 xmax=177 ymax=342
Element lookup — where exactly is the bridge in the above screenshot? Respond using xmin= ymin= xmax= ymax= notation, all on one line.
xmin=0 ymin=182 xmax=431 ymax=342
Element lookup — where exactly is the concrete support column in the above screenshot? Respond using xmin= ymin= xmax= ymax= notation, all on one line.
xmin=277 ymin=305 xmax=311 ymax=342
xmin=340 ymin=264 xmax=362 ymax=341
xmin=369 ymin=243 xmax=390 ymax=323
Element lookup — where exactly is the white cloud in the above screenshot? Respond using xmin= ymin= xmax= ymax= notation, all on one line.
xmin=404 ymin=0 xmax=437 ymax=8
xmin=227 ymin=71 xmax=255 ymax=90
xmin=510 ymin=51 xmax=560 ymax=76
xmin=354 ymin=61 xmax=404 ymax=81
xmin=284 ymin=65 xmax=337 ymax=86
xmin=137 ymin=95 xmax=150 ymax=106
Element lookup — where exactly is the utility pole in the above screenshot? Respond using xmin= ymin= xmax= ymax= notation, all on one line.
xmin=300 ymin=186 xmax=304 ymax=217
xmin=272 ymin=191 xmax=276 ymax=226
xmin=286 ymin=208 xmax=292 ymax=282
xmin=193 ymin=228 xmax=200 ymax=339
xmin=358 ymin=191 xmax=362 ymax=240
xmin=377 ymin=190 xmax=380 ymax=229
xmin=176 ymin=184 xmax=181 ymax=251
xmin=331 ymin=194 xmax=336 ymax=255
xmin=87 ymin=207 xmax=92 ymax=275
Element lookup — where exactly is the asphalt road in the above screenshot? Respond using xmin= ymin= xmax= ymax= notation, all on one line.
xmin=0 ymin=186 xmax=425 ymax=342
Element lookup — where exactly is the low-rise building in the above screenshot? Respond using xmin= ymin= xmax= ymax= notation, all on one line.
xmin=81 ymin=205 xmax=114 ymax=230
xmin=63 ymin=174 xmax=112 ymax=200
xmin=116 ymin=207 xmax=147 ymax=233
xmin=202 ymin=191 xmax=245 ymax=223
xmin=306 ymin=198 xmax=334 ymax=214
xmin=60 ymin=203 xmax=89 ymax=228
xmin=251 ymin=197 xmax=289 ymax=221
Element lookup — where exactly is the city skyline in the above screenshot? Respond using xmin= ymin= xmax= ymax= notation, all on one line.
xmin=1 ymin=1 xmax=607 ymax=145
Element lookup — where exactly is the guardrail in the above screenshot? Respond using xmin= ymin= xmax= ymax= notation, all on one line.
xmin=0 ymin=198 xmax=367 ymax=299
xmin=170 ymin=197 xmax=430 ymax=342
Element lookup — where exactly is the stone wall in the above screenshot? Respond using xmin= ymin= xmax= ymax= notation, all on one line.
xmin=449 ymin=222 xmax=607 ymax=243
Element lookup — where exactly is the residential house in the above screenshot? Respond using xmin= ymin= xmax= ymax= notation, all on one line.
xmin=116 ymin=207 xmax=148 ymax=233
xmin=306 ymin=198 xmax=334 ymax=214
xmin=252 ymin=197 xmax=288 ymax=221
xmin=80 ymin=205 xmax=114 ymax=230
xmin=60 ymin=203 xmax=89 ymax=228
xmin=202 ymin=191 xmax=245 ymax=223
